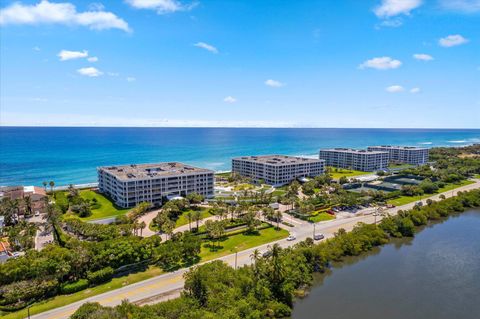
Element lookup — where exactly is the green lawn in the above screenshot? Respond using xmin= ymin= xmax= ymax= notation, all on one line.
xmin=199 ymin=226 xmax=289 ymax=262
xmin=1 ymin=266 xmax=163 ymax=319
xmin=387 ymin=195 xmax=424 ymax=206
xmin=475 ymin=174 xmax=480 ymax=179
xmin=387 ymin=180 xmax=475 ymax=206
xmin=175 ymin=208 xmax=212 ymax=227
xmin=328 ymin=167 xmax=369 ymax=179
xmin=79 ymin=190 xmax=130 ymax=221
xmin=309 ymin=212 xmax=335 ymax=223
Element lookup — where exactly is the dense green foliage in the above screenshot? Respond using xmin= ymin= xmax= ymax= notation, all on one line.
xmin=72 ymin=189 xmax=480 ymax=318
xmin=60 ymin=279 xmax=89 ymax=294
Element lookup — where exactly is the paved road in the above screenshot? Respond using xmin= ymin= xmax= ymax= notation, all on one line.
xmin=30 ymin=180 xmax=480 ymax=319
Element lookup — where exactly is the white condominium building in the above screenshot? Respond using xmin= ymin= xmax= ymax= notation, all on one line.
xmin=98 ymin=162 xmax=214 ymax=208
xmin=232 ymin=155 xmax=325 ymax=186
xmin=319 ymin=148 xmax=389 ymax=172
xmin=367 ymin=146 xmax=429 ymax=165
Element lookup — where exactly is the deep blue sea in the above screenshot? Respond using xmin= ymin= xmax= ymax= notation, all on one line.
xmin=1 ymin=127 xmax=479 ymax=186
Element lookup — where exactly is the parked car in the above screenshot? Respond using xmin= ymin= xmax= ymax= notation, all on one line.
xmin=262 ymin=251 xmax=272 ymax=258
xmin=286 ymin=234 xmax=296 ymax=241
xmin=313 ymin=234 xmax=325 ymax=241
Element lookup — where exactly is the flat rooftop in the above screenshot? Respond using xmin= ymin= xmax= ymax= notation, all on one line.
xmin=233 ymin=155 xmax=324 ymax=165
xmin=98 ymin=162 xmax=213 ymax=180
xmin=369 ymin=145 xmax=428 ymax=150
xmin=320 ymin=148 xmax=388 ymax=155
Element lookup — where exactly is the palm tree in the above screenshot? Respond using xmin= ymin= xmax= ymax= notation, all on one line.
xmin=186 ymin=211 xmax=193 ymax=232
xmin=23 ymin=195 xmax=33 ymax=216
xmin=133 ymin=220 xmax=140 ymax=236
xmin=193 ymin=210 xmax=201 ymax=230
xmin=42 ymin=181 xmax=48 ymax=192
xmin=269 ymin=243 xmax=283 ymax=289
xmin=250 ymin=248 xmax=261 ymax=263
xmin=274 ymin=210 xmax=283 ymax=229
xmin=44 ymin=204 xmax=60 ymax=243
xmin=1 ymin=198 xmax=16 ymax=226
xmin=139 ymin=221 xmax=146 ymax=236
xmin=49 ymin=181 xmax=55 ymax=194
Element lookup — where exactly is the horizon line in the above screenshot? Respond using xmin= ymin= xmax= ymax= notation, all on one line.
xmin=1 ymin=125 xmax=480 ymax=130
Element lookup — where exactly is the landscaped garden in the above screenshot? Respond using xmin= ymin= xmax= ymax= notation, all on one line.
xmin=199 ymin=226 xmax=288 ymax=262
xmin=308 ymin=211 xmax=336 ymax=223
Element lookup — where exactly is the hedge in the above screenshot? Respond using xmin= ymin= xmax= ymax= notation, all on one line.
xmin=87 ymin=267 xmax=114 ymax=285
xmin=61 ymin=279 xmax=89 ymax=294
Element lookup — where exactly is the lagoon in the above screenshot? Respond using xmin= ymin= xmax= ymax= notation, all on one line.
xmin=292 ymin=209 xmax=480 ymax=319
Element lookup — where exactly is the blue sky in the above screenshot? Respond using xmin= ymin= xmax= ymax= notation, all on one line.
xmin=0 ymin=0 xmax=479 ymax=128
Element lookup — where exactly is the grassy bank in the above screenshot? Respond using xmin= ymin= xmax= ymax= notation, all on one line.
xmin=79 ymin=190 xmax=130 ymax=221
xmin=1 ymin=266 xmax=163 ymax=319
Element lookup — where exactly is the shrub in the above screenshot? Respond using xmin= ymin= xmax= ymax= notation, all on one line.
xmin=61 ymin=279 xmax=89 ymax=294
xmin=0 ymin=279 xmax=58 ymax=307
xmin=87 ymin=267 xmax=114 ymax=285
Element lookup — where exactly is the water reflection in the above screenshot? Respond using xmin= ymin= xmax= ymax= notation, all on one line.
xmin=293 ymin=209 xmax=480 ymax=319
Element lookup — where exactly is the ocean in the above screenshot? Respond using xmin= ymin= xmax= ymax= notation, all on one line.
xmin=1 ymin=127 xmax=479 ymax=186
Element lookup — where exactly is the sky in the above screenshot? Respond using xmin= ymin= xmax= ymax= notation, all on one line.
xmin=0 ymin=0 xmax=479 ymax=128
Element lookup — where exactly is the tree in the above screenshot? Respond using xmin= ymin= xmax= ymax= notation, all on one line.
xmin=49 ymin=181 xmax=55 ymax=194
xmin=274 ymin=210 xmax=283 ymax=229
xmin=139 ymin=221 xmax=146 ymax=236
xmin=23 ymin=196 xmax=33 ymax=216
xmin=186 ymin=192 xmax=204 ymax=207
xmin=193 ymin=210 xmax=202 ymax=230
xmin=186 ymin=210 xmax=193 ymax=232
xmin=338 ymin=176 xmax=349 ymax=185
xmin=1 ymin=198 xmax=17 ymax=226
xmin=44 ymin=203 xmax=61 ymax=243
xmin=42 ymin=181 xmax=48 ymax=192
xmin=161 ymin=220 xmax=175 ymax=239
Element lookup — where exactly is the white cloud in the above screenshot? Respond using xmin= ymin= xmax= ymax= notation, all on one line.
xmin=378 ymin=18 xmax=403 ymax=27
xmin=413 ymin=53 xmax=434 ymax=61
xmin=439 ymin=34 xmax=469 ymax=47
xmin=77 ymin=67 xmax=103 ymax=77
xmin=359 ymin=57 xmax=402 ymax=70
xmin=194 ymin=42 xmax=218 ymax=54
xmin=439 ymin=0 xmax=480 ymax=13
xmin=126 ymin=77 xmax=136 ymax=82
xmin=410 ymin=87 xmax=421 ymax=93
xmin=87 ymin=56 xmax=98 ymax=62
xmin=223 ymin=96 xmax=237 ymax=103
xmin=33 ymin=46 xmax=41 ymax=51
xmin=265 ymin=79 xmax=285 ymax=88
xmin=386 ymin=85 xmax=405 ymax=93
xmin=107 ymin=72 xmax=120 ymax=76
xmin=58 ymin=49 xmax=88 ymax=61
xmin=126 ymin=0 xmax=197 ymax=14
xmin=374 ymin=0 xmax=423 ymax=18
xmin=0 ymin=0 xmax=131 ymax=32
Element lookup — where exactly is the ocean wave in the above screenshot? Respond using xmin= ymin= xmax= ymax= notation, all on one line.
xmin=294 ymin=154 xmax=319 ymax=159
xmin=447 ymin=140 xmax=467 ymax=143
xmin=418 ymin=142 xmax=433 ymax=145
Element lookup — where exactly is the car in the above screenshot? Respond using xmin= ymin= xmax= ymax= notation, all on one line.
xmin=313 ymin=234 xmax=325 ymax=241
xmin=286 ymin=234 xmax=296 ymax=241
xmin=34 ymin=211 xmax=40 ymax=217
xmin=262 ymin=251 xmax=272 ymax=258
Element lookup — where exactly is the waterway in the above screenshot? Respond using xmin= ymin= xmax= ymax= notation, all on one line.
xmin=292 ymin=208 xmax=480 ymax=319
